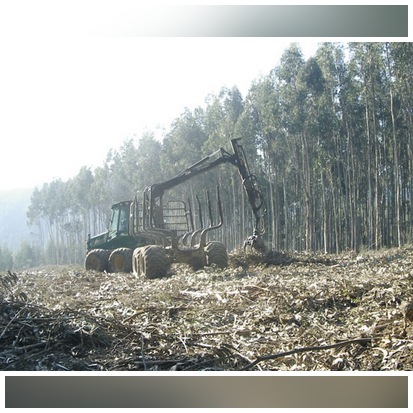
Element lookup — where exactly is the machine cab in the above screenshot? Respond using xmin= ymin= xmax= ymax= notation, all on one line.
xmin=108 ymin=201 xmax=132 ymax=238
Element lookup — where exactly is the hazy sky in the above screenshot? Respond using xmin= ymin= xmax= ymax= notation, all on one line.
xmin=2 ymin=1 xmax=407 ymax=192
xmin=1 ymin=37 xmax=321 ymax=191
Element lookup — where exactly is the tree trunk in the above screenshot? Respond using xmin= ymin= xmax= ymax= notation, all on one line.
xmin=283 ymin=175 xmax=289 ymax=251
xmin=321 ymin=166 xmax=328 ymax=254
xmin=385 ymin=43 xmax=402 ymax=247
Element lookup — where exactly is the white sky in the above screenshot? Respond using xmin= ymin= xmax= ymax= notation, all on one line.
xmin=0 ymin=1 xmax=410 ymax=191
xmin=0 ymin=37 xmax=321 ymax=191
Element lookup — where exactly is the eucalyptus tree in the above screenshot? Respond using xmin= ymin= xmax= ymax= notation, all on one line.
xmin=26 ymin=179 xmax=68 ymax=264
xmin=338 ymin=44 xmax=368 ymax=251
xmin=67 ymin=166 xmax=95 ymax=263
xmin=90 ymin=165 xmax=112 ymax=235
xmin=313 ymin=43 xmax=349 ymax=253
xmin=104 ymin=138 xmax=141 ymax=203
xmin=385 ymin=42 xmax=413 ymax=245
xmin=27 ymin=187 xmax=47 ymax=251
xmin=298 ymin=56 xmax=332 ymax=252
xmin=245 ymin=76 xmax=284 ymax=250
xmin=220 ymin=86 xmax=245 ymax=141
xmin=135 ymin=132 xmax=163 ymax=190
xmin=273 ymin=43 xmax=313 ymax=251
xmin=348 ymin=43 xmax=385 ymax=250
xmin=383 ymin=42 xmax=402 ymax=247
xmin=162 ymin=107 xmax=208 ymax=175
xmin=366 ymin=43 xmax=385 ymax=250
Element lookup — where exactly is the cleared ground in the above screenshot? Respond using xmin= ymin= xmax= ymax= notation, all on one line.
xmin=1 ymin=247 xmax=413 ymax=371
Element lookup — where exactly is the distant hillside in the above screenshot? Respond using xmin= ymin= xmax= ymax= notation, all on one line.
xmin=0 ymin=188 xmax=35 ymax=251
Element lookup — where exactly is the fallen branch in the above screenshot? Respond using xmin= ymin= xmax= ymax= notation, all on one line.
xmin=0 ymin=341 xmax=49 ymax=356
xmin=238 ymin=337 xmax=376 ymax=371
xmin=190 ymin=331 xmax=231 ymax=337
xmin=0 ymin=307 xmax=26 ymax=340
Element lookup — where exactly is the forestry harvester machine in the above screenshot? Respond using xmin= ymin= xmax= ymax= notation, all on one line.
xmin=84 ymin=138 xmax=267 ymax=278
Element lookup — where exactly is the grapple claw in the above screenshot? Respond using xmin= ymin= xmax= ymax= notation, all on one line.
xmin=243 ymin=229 xmax=266 ymax=253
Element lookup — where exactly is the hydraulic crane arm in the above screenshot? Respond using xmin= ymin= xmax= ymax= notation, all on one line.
xmin=148 ymin=147 xmax=234 ymax=199
xmin=144 ymin=138 xmax=267 ymax=238
xmin=230 ymin=139 xmax=267 ymax=234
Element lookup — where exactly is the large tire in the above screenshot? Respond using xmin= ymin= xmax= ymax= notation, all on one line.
xmin=84 ymin=249 xmax=110 ymax=272
xmin=205 ymin=241 xmax=228 ymax=269
xmin=134 ymin=246 xmax=168 ymax=279
xmin=108 ymin=248 xmax=133 ymax=273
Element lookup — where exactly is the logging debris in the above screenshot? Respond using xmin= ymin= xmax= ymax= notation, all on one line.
xmin=1 ymin=247 xmax=413 ymax=371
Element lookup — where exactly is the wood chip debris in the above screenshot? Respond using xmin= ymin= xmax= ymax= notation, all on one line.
xmin=1 ymin=247 xmax=413 ymax=371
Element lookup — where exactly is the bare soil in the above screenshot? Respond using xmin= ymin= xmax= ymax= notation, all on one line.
xmin=1 ymin=247 xmax=413 ymax=371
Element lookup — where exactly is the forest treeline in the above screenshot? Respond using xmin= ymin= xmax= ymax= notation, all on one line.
xmin=5 ymin=42 xmax=413 ymax=269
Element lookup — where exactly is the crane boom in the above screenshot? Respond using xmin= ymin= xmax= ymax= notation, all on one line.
xmin=146 ymin=139 xmax=266 ymax=235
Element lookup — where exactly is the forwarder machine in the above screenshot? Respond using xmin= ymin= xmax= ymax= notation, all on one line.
xmin=84 ymin=138 xmax=266 ymax=278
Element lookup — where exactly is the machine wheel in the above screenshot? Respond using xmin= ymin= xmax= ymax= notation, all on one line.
xmin=84 ymin=249 xmax=110 ymax=272
xmin=108 ymin=248 xmax=133 ymax=273
xmin=134 ymin=246 xmax=168 ymax=279
xmin=205 ymin=241 xmax=228 ymax=269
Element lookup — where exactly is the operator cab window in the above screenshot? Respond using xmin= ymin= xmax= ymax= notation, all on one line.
xmin=119 ymin=206 xmax=129 ymax=234
xmin=110 ymin=208 xmax=120 ymax=233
